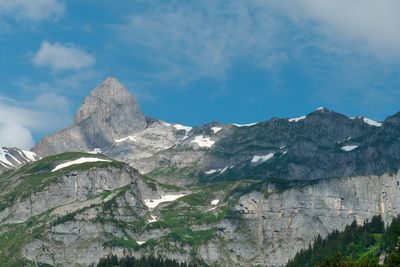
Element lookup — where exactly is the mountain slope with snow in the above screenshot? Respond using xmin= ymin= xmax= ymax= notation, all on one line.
xmin=0 ymin=147 xmax=38 ymax=171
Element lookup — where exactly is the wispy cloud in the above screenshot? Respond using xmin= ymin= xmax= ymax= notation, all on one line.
xmin=274 ymin=0 xmax=400 ymax=61
xmin=117 ymin=1 xmax=286 ymax=83
xmin=33 ymin=41 xmax=95 ymax=72
xmin=0 ymin=93 xmax=70 ymax=149
xmin=0 ymin=0 xmax=65 ymax=21
xmin=116 ymin=0 xmax=400 ymax=84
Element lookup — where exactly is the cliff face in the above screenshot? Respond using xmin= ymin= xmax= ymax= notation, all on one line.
xmin=198 ymin=173 xmax=400 ymax=267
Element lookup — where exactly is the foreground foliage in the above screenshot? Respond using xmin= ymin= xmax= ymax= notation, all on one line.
xmin=286 ymin=215 xmax=400 ymax=267
xmin=97 ymin=255 xmax=198 ymax=267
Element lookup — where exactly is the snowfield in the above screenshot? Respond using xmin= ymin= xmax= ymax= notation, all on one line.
xmin=289 ymin=115 xmax=306 ymax=122
xmin=114 ymin=136 xmax=136 ymax=143
xmin=251 ymin=153 xmax=274 ymax=163
xmin=191 ymin=135 xmax=215 ymax=148
xmin=148 ymin=215 xmax=159 ymax=223
xmin=205 ymin=169 xmax=219 ymax=174
xmin=52 ymin=157 xmax=111 ymax=172
xmin=211 ymin=126 xmax=222 ymax=134
xmin=363 ymin=118 xmax=382 ymax=127
xmin=211 ymin=199 xmax=219 ymax=205
xmin=173 ymin=124 xmax=193 ymax=132
xmin=144 ymin=194 xmax=187 ymax=209
xmin=341 ymin=145 xmax=359 ymax=152
xmin=232 ymin=122 xmax=258 ymax=127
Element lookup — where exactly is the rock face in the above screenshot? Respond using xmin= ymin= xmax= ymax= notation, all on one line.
xmin=198 ymin=173 xmax=400 ymax=267
xmin=33 ymin=77 xmax=147 ymax=156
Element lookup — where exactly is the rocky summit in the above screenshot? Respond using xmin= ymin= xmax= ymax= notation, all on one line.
xmin=2 ymin=77 xmax=400 ymax=267
xmin=34 ymin=77 xmax=147 ymax=156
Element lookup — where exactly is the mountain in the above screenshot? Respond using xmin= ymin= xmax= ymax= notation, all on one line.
xmin=34 ymin=78 xmax=400 ymax=186
xmin=2 ymin=77 xmax=400 ymax=266
xmin=0 ymin=147 xmax=38 ymax=172
xmin=34 ymin=77 xmax=147 ymax=156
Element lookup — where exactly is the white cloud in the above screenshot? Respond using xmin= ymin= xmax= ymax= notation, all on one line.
xmin=33 ymin=41 xmax=95 ymax=71
xmin=0 ymin=122 xmax=34 ymax=149
xmin=0 ymin=93 xmax=70 ymax=149
xmin=0 ymin=0 xmax=65 ymax=21
xmin=268 ymin=0 xmax=400 ymax=60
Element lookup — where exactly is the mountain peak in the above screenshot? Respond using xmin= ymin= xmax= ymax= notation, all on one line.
xmin=315 ymin=107 xmax=330 ymax=113
xmin=73 ymin=77 xmax=147 ymax=144
xmin=89 ymin=76 xmax=129 ymax=101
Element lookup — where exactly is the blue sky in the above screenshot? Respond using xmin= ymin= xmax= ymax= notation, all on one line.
xmin=1 ymin=0 xmax=400 ymax=149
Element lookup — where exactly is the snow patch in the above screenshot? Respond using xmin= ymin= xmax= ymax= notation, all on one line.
xmin=205 ymin=165 xmax=232 ymax=175
xmin=220 ymin=166 xmax=228 ymax=174
xmin=205 ymin=169 xmax=218 ymax=175
xmin=251 ymin=153 xmax=274 ymax=163
xmin=211 ymin=126 xmax=222 ymax=134
xmin=144 ymin=194 xmax=187 ymax=209
xmin=148 ymin=215 xmax=158 ymax=223
xmin=211 ymin=199 xmax=219 ymax=205
xmin=341 ymin=145 xmax=359 ymax=152
xmin=52 ymin=157 xmax=111 ymax=172
xmin=232 ymin=122 xmax=258 ymax=127
xmin=289 ymin=115 xmax=306 ymax=122
xmin=363 ymin=118 xmax=382 ymax=127
xmin=173 ymin=124 xmax=193 ymax=132
xmin=22 ymin=150 xmax=37 ymax=161
xmin=191 ymin=135 xmax=215 ymax=148
xmin=115 ymin=136 xmax=136 ymax=143
xmin=88 ymin=148 xmax=102 ymax=154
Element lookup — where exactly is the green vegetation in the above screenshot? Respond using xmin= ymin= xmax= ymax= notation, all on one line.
xmin=169 ymin=228 xmax=216 ymax=248
xmin=142 ymin=175 xmax=184 ymax=192
xmin=0 ymin=210 xmax=52 ymax=267
xmin=97 ymin=255 xmax=198 ymax=267
xmin=103 ymin=237 xmax=140 ymax=249
xmin=286 ymin=215 xmax=400 ymax=267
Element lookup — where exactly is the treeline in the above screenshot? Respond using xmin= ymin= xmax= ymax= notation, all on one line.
xmin=97 ymin=255 xmax=198 ymax=267
xmin=286 ymin=215 xmax=400 ymax=267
